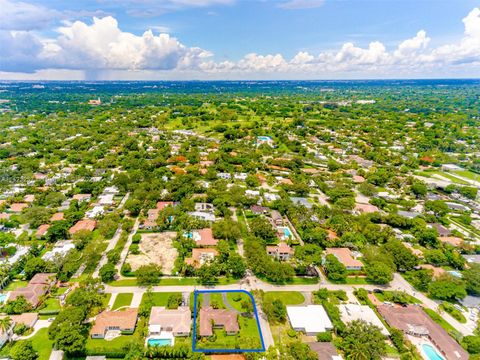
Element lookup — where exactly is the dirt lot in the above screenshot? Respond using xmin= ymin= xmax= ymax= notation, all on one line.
xmin=127 ymin=232 xmax=178 ymax=275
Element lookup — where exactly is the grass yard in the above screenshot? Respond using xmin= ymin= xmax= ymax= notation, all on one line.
xmin=3 ymin=280 xmax=28 ymax=291
xmin=111 ymin=293 xmax=133 ymax=310
xmin=345 ymin=276 xmax=369 ymax=284
xmin=39 ymin=298 xmax=61 ymax=314
xmin=28 ymin=328 xmax=54 ymax=360
xmin=264 ymin=291 xmax=305 ymax=305
xmin=109 ymin=277 xmax=238 ymax=287
xmin=140 ymin=292 xmax=182 ymax=307
xmin=226 ymin=292 xmax=252 ymax=312
xmin=208 ymin=292 xmax=226 ymax=309
xmin=454 ymin=170 xmax=480 ymax=181
xmin=86 ymin=318 xmax=145 ymax=356
xmin=196 ymin=315 xmax=262 ymax=350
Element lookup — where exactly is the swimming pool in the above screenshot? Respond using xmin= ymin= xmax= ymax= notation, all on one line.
xmin=282 ymin=227 xmax=292 ymax=237
xmin=448 ymin=270 xmax=462 ymax=278
xmin=257 ymin=136 xmax=272 ymax=141
xmin=148 ymin=338 xmax=173 ymax=347
xmin=0 ymin=294 xmax=7 ymax=304
xmin=422 ymin=344 xmax=444 ymax=360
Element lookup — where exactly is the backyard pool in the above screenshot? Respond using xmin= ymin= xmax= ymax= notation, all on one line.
xmin=278 ymin=226 xmax=292 ymax=238
xmin=257 ymin=136 xmax=272 ymax=141
xmin=421 ymin=344 xmax=444 ymax=360
xmin=148 ymin=338 xmax=173 ymax=347
xmin=0 ymin=294 xmax=7 ymax=304
xmin=448 ymin=270 xmax=462 ymax=278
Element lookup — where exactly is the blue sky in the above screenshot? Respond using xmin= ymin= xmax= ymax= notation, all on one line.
xmin=1 ymin=0 xmax=480 ymax=79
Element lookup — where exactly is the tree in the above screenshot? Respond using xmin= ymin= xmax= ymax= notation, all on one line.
xmin=463 ymin=264 xmax=480 ymax=296
xmin=459 ymin=186 xmax=478 ymax=200
xmin=99 ymin=263 xmax=116 ymax=283
xmin=263 ymin=298 xmax=286 ymax=323
xmin=249 ymin=217 xmax=276 ymax=242
xmin=136 ymin=264 xmax=162 ymax=286
xmin=21 ymin=206 xmax=51 ymax=228
xmin=410 ymin=181 xmax=428 ymax=197
xmin=383 ymin=239 xmax=418 ymax=271
xmin=0 ymin=316 xmax=12 ymax=339
xmin=167 ymin=293 xmax=183 ymax=309
xmin=366 ymin=261 xmax=393 ymax=284
xmin=4 ymin=296 xmax=32 ymax=315
xmin=53 ymin=323 xmax=86 ymax=356
xmin=227 ymin=253 xmax=246 ymax=278
xmin=428 ymin=274 xmax=467 ymax=300
xmin=324 ymin=254 xmax=347 ymax=282
xmin=340 ymin=320 xmax=386 ymax=360
xmin=463 ymin=335 xmax=480 ymax=354
xmin=10 ymin=340 xmax=38 ymax=360
xmin=425 ymin=200 xmax=449 ymax=218
xmin=23 ymin=257 xmax=48 ymax=279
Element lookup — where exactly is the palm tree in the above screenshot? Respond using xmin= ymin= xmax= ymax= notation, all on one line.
xmin=0 ymin=316 xmax=13 ymax=341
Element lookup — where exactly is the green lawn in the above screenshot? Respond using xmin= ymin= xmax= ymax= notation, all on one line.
xmin=39 ymin=298 xmax=61 ymax=314
xmin=28 ymin=328 xmax=54 ymax=360
xmin=109 ymin=277 xmax=238 ymax=287
xmin=454 ymin=170 xmax=480 ymax=181
xmin=226 ymin=292 xmax=252 ymax=312
xmin=196 ymin=315 xmax=262 ymax=350
xmin=3 ymin=280 xmax=28 ymax=291
xmin=208 ymin=293 xmax=226 ymax=309
xmin=86 ymin=318 xmax=145 ymax=356
xmin=111 ymin=293 xmax=133 ymax=310
xmin=264 ymin=291 xmax=305 ymax=305
xmin=345 ymin=276 xmax=369 ymax=284
xmin=140 ymin=292 xmax=182 ymax=307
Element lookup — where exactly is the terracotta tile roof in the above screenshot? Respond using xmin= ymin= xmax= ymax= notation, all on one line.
xmin=10 ymin=203 xmax=28 ymax=212
xmin=23 ymin=195 xmax=35 ymax=203
xmin=199 ymin=307 xmax=239 ymax=337
xmin=36 ymin=224 xmax=50 ymax=237
xmin=149 ymin=306 xmax=191 ymax=334
xmin=195 ymin=228 xmax=218 ymax=246
xmin=420 ymin=264 xmax=445 ymax=278
xmin=325 ymin=248 xmax=363 ymax=268
xmin=185 ymin=248 xmax=218 ymax=268
xmin=266 ymin=242 xmax=293 ymax=255
xmin=355 ymin=203 xmax=379 ymax=213
xmin=9 ymin=273 xmax=55 ymax=307
xmin=211 ymin=355 xmax=245 ymax=360
xmin=377 ymin=305 xmax=468 ymax=360
xmin=69 ymin=219 xmax=96 ymax=234
xmin=156 ymin=201 xmax=174 ymax=210
xmin=439 ymin=236 xmax=463 ymax=247
xmin=50 ymin=212 xmax=64 ymax=221
xmin=90 ymin=308 xmax=138 ymax=337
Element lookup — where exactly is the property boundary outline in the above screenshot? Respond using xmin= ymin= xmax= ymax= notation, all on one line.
xmin=192 ymin=289 xmax=266 ymax=353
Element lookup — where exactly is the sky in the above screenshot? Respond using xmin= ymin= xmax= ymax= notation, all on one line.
xmin=1 ymin=0 xmax=480 ymax=80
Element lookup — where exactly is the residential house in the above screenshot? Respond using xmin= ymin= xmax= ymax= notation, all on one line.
xmin=250 ymin=205 xmax=269 ymax=215
xmin=42 ymin=240 xmax=75 ymax=262
xmin=428 ymin=223 xmax=451 ymax=237
xmin=36 ymin=224 xmax=50 ymax=239
xmin=185 ymin=248 xmax=218 ymax=268
xmin=217 ymin=173 xmax=231 ymax=180
xmin=377 ymin=305 xmax=468 ymax=360
xmin=308 ymin=342 xmax=343 ymax=360
xmin=199 ymin=307 xmax=239 ymax=337
xmin=9 ymin=203 xmax=28 ymax=213
xmin=86 ymin=206 xmax=105 ymax=219
xmin=188 ymin=211 xmax=215 ymax=222
xmin=290 ymin=197 xmax=313 ymax=209
xmin=69 ymin=219 xmax=96 ymax=235
xmin=194 ymin=203 xmax=215 ymax=213
xmin=266 ymin=242 xmax=293 ymax=261
xmin=270 ymin=210 xmax=283 ymax=226
xmin=72 ymin=194 xmax=91 ymax=203
xmin=325 ymin=248 xmax=363 ymax=270
xmin=50 ymin=212 xmax=64 ymax=221
xmin=148 ymin=306 xmax=191 ymax=337
xmin=90 ymin=308 xmax=138 ymax=339
xmin=397 ymin=210 xmax=422 ymax=219
xmin=191 ymin=228 xmax=218 ymax=247
xmin=8 ymin=273 xmax=56 ymax=308
xmin=354 ymin=203 xmax=379 ymax=214
xmin=287 ymin=305 xmax=333 ymax=335
xmin=234 ymin=173 xmax=248 ymax=180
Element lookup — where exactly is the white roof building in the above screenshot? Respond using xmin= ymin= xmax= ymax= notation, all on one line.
xmin=42 ymin=241 xmax=76 ymax=262
xmin=98 ymin=194 xmax=114 ymax=206
xmin=339 ymin=304 xmax=389 ymax=336
xmin=86 ymin=205 xmax=105 ymax=219
xmin=287 ymin=305 xmax=333 ymax=335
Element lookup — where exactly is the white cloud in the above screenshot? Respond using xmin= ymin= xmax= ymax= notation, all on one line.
xmin=0 ymin=0 xmax=58 ymax=30
xmin=1 ymin=7 xmax=480 ymax=79
xmin=278 ymin=0 xmax=325 ymax=10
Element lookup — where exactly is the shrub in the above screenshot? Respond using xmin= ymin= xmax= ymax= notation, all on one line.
xmin=316 ymin=331 xmax=332 ymax=342
xmin=132 ymin=234 xmax=141 ymax=244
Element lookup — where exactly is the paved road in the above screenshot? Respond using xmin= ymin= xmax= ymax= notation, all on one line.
xmin=93 ymin=225 xmax=123 ymax=278
xmin=115 ymin=217 xmax=140 ymax=277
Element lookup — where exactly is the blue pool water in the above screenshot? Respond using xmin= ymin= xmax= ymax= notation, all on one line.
xmin=257 ymin=136 xmax=271 ymax=141
xmin=282 ymin=227 xmax=292 ymax=237
xmin=184 ymin=232 xmax=193 ymax=238
xmin=422 ymin=344 xmax=444 ymax=360
xmin=0 ymin=294 xmax=7 ymax=304
xmin=148 ymin=338 xmax=172 ymax=347
xmin=448 ymin=270 xmax=462 ymax=278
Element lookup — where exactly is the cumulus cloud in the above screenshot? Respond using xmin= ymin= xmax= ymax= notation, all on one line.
xmin=1 ymin=7 xmax=480 ymax=79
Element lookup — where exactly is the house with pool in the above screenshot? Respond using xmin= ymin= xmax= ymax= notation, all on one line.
xmin=147 ymin=306 xmax=191 ymax=347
